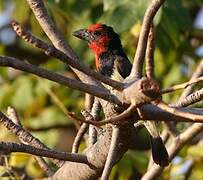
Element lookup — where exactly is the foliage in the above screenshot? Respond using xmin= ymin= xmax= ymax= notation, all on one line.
xmin=0 ymin=0 xmax=203 ymax=179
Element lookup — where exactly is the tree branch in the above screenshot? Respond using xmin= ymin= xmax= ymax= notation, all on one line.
xmin=155 ymin=101 xmax=203 ymax=123
xmin=171 ymin=88 xmax=203 ymax=108
xmin=146 ymin=24 xmax=155 ymax=78
xmin=161 ymin=76 xmax=203 ymax=94
xmin=101 ymin=126 xmax=120 ymax=180
xmin=130 ymin=0 xmax=165 ymax=78
xmin=180 ymin=59 xmax=203 ymax=99
xmin=0 ymin=142 xmax=89 ymax=164
xmin=0 ymin=56 xmax=121 ymax=105
xmin=88 ymin=99 xmax=101 ymax=146
xmin=26 ymin=124 xmax=74 ymax=132
xmin=72 ymin=123 xmax=88 ymax=153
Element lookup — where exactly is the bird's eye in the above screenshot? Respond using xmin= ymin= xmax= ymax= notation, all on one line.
xmin=94 ymin=31 xmax=101 ymax=36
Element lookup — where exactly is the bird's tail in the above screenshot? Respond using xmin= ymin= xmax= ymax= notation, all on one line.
xmin=150 ymin=136 xmax=169 ymax=167
xmin=144 ymin=121 xmax=169 ymax=167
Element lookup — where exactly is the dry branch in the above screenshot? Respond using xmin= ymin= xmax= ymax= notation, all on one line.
xmin=101 ymin=127 xmax=120 ymax=180
xmin=0 ymin=142 xmax=89 ymax=164
xmin=0 ymin=56 xmax=121 ymax=105
xmin=161 ymin=76 xmax=203 ymax=94
xmin=130 ymin=0 xmax=165 ymax=78
xmin=72 ymin=123 xmax=89 ymax=153
xmin=180 ymin=59 xmax=203 ymax=99
xmin=171 ymin=88 xmax=203 ymax=108
xmin=146 ymin=24 xmax=155 ymax=78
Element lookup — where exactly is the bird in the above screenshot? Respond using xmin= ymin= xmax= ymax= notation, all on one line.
xmin=73 ymin=23 xmax=169 ymax=166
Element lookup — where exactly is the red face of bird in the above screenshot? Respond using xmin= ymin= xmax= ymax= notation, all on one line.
xmin=73 ymin=23 xmax=118 ymax=56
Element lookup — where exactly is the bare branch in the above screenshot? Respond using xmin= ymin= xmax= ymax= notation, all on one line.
xmin=146 ymin=24 xmax=155 ymax=78
xmin=171 ymin=88 xmax=203 ymax=108
xmin=34 ymin=157 xmax=54 ymax=176
xmin=27 ymin=124 xmax=74 ymax=132
xmin=101 ymin=127 xmax=120 ymax=180
xmin=82 ymin=110 xmax=97 ymax=146
xmin=72 ymin=123 xmax=89 ymax=153
xmin=78 ymin=105 xmax=136 ymax=126
xmin=161 ymin=76 xmax=203 ymax=94
xmin=180 ymin=59 xmax=203 ymax=99
xmin=88 ymin=99 xmax=101 ymax=146
xmin=138 ymin=104 xmax=203 ymax=124
xmin=130 ymin=0 xmax=165 ymax=78
xmin=0 ymin=56 xmax=121 ymax=105
xmin=12 ymin=21 xmax=124 ymax=91
xmin=85 ymin=94 xmax=94 ymax=111
xmin=155 ymin=101 xmax=203 ymax=123
xmin=0 ymin=142 xmax=89 ymax=164
xmin=41 ymin=82 xmax=79 ymax=128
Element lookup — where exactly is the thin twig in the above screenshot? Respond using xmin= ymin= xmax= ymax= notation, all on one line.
xmin=0 ymin=142 xmax=89 ymax=164
xmin=130 ymin=0 xmax=165 ymax=78
xmin=180 ymin=59 xmax=203 ymax=99
xmin=40 ymin=80 xmax=79 ymax=128
xmin=146 ymin=24 xmax=155 ymax=78
xmin=140 ymin=104 xmax=203 ymax=124
xmin=0 ymin=56 xmax=121 ymax=105
xmin=171 ymin=88 xmax=203 ymax=108
xmin=12 ymin=20 xmax=124 ymax=91
xmin=161 ymin=76 xmax=203 ymax=94
xmin=76 ymin=105 xmax=136 ymax=126
xmin=155 ymin=101 xmax=203 ymax=123
xmin=71 ymin=94 xmax=94 ymax=152
xmin=85 ymin=94 xmax=94 ymax=111
xmin=27 ymin=124 xmax=74 ymax=132
xmin=88 ymin=99 xmax=101 ymax=146
xmin=101 ymin=127 xmax=120 ymax=180
xmin=71 ymin=123 xmax=88 ymax=153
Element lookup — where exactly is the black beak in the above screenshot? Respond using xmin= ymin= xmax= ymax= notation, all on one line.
xmin=72 ymin=29 xmax=93 ymax=42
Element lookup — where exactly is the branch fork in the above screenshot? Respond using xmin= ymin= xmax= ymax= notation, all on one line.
xmin=123 ymin=77 xmax=161 ymax=105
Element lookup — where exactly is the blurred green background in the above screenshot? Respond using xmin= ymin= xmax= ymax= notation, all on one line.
xmin=0 ymin=0 xmax=203 ymax=179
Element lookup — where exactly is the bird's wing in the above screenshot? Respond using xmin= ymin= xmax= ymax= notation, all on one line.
xmin=114 ymin=54 xmax=132 ymax=79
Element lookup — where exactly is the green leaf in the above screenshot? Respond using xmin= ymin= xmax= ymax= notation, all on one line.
xmin=156 ymin=0 xmax=192 ymax=50
xmin=103 ymin=0 xmax=124 ymax=11
xmin=102 ymin=0 xmax=151 ymax=32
